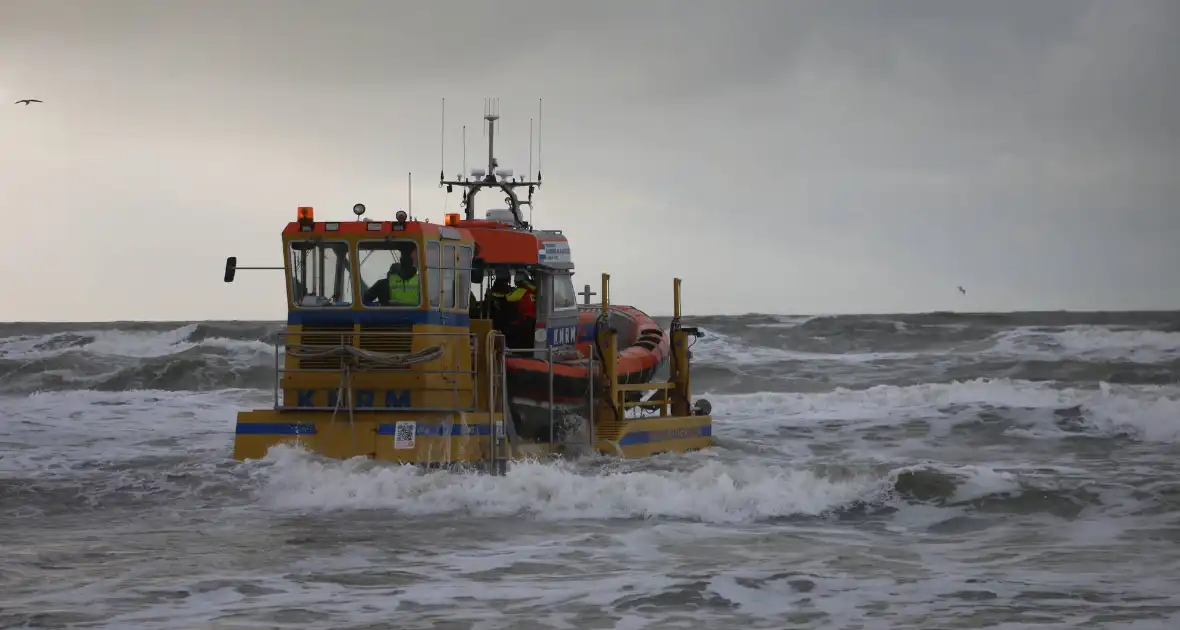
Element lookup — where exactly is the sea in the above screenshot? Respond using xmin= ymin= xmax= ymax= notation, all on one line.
xmin=2 ymin=311 xmax=1180 ymax=630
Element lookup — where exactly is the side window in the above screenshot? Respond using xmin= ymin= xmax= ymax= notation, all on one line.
xmin=426 ymin=241 xmax=441 ymax=308
xmin=288 ymin=240 xmax=353 ymax=307
xmin=552 ymin=273 xmax=577 ymax=310
xmin=457 ymin=245 xmax=472 ymax=311
xmin=442 ymin=244 xmax=456 ymax=309
xmin=357 ymin=240 xmax=420 ymax=307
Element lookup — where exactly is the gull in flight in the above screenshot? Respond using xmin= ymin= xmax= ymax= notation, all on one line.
xmin=14 ymin=99 xmax=42 ymax=106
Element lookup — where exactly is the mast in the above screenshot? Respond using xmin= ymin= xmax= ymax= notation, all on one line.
xmin=438 ymin=98 xmax=543 ymax=227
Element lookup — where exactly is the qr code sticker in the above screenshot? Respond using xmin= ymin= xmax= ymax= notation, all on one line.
xmin=394 ymin=421 xmax=416 ymax=450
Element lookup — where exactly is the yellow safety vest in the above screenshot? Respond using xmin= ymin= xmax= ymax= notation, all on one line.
xmin=387 ymin=273 xmax=420 ymax=305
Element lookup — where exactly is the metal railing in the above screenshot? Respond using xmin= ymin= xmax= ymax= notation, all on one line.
xmin=267 ymin=328 xmax=480 ymax=412
xmin=503 ymin=344 xmax=597 ymax=452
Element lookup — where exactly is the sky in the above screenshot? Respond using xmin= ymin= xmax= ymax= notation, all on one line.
xmin=0 ymin=0 xmax=1177 ymax=321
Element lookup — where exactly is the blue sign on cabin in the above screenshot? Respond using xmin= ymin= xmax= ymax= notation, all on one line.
xmin=547 ymin=325 xmax=577 ymax=347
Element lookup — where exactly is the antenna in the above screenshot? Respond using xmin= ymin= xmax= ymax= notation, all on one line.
xmin=537 ymin=97 xmax=544 ymax=182
xmin=529 ymin=117 xmax=534 ymax=227
xmin=484 ymin=97 xmax=500 ymax=176
xmin=408 ymin=172 xmax=413 ymax=220
xmin=438 ymin=99 xmax=543 ymax=226
xmin=439 ymin=98 xmax=445 ymax=182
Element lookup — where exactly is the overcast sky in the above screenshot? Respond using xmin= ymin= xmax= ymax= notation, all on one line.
xmin=1 ymin=0 xmax=1176 ymax=321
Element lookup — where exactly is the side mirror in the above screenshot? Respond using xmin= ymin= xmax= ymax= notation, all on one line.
xmin=224 ymin=256 xmax=237 ymax=283
xmin=471 ymin=257 xmax=486 ymax=283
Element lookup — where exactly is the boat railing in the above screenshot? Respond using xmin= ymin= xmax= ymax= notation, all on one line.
xmin=266 ymin=327 xmax=480 ymax=413
xmin=503 ymin=345 xmax=596 ymax=451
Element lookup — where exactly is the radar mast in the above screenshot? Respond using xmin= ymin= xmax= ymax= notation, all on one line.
xmin=439 ymin=98 xmax=543 ymax=228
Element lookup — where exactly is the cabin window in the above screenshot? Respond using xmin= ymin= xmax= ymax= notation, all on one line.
xmin=442 ymin=243 xmax=456 ymax=309
xmin=552 ymin=273 xmax=578 ymax=310
xmin=426 ymin=241 xmax=441 ymax=308
xmin=357 ymin=240 xmax=421 ymax=308
xmin=457 ymin=245 xmax=473 ymax=311
xmin=287 ymin=240 xmax=353 ymax=307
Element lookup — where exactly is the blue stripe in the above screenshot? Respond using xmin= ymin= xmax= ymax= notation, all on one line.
xmin=288 ymin=309 xmax=470 ymax=327
xmin=617 ymin=424 xmax=712 ymax=446
xmin=377 ymin=423 xmax=491 ymax=437
xmin=236 ymin=422 xmax=317 ymax=435
xmin=235 ymin=422 xmax=491 ymax=437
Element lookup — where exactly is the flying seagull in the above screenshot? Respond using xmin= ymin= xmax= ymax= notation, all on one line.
xmin=957 ymin=286 xmax=966 ymax=295
xmin=14 ymin=99 xmax=42 ymax=106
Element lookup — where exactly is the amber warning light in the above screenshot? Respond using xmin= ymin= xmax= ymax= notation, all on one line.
xmin=297 ymin=206 xmax=314 ymax=221
xmin=444 ymin=213 xmax=460 ymax=227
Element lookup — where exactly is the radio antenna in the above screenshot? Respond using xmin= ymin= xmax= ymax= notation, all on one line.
xmin=408 ymin=172 xmax=413 ymax=220
xmin=462 ymin=125 xmax=467 ymax=177
xmin=537 ymin=98 xmax=543 ymax=182
xmin=529 ymin=117 xmax=534 ymax=226
xmin=438 ymin=98 xmax=445 ymax=182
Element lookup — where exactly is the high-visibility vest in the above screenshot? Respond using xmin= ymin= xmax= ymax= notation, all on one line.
xmin=506 ymin=284 xmax=536 ymax=319
xmin=387 ymin=273 xmax=420 ymax=305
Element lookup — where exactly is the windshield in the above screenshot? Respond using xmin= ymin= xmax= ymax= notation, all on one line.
xmin=358 ymin=240 xmax=422 ymax=307
xmin=287 ymin=240 xmax=353 ymax=307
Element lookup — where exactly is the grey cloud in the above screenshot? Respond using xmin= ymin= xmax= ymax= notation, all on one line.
xmin=0 ymin=0 xmax=1176 ymax=318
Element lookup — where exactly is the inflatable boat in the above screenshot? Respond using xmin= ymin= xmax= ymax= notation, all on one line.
xmin=504 ymin=303 xmax=670 ymax=406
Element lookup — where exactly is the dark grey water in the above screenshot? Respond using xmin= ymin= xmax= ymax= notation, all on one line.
xmin=2 ymin=311 xmax=1180 ymax=629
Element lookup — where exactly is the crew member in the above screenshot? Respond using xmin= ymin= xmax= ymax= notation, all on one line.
xmin=505 ymin=269 xmax=537 ymax=347
xmin=363 ymin=259 xmax=420 ymax=306
xmin=482 ymin=274 xmax=512 ymax=318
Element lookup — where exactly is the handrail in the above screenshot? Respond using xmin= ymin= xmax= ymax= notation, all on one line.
xmin=266 ymin=326 xmax=481 ymax=412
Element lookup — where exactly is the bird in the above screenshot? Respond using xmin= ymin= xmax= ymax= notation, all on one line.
xmin=14 ymin=99 xmax=42 ymax=106
xmin=957 ymin=286 xmax=966 ymax=295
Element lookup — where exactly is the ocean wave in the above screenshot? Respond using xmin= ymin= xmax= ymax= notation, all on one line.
xmin=0 ymin=315 xmax=1178 ymax=395
xmin=705 ymin=378 xmax=1180 ymax=443
xmin=243 ymin=444 xmax=1102 ymax=524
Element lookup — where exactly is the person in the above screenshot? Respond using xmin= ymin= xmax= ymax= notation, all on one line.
xmin=363 ymin=259 xmax=420 ymax=306
xmin=480 ymin=274 xmax=513 ymax=332
xmin=505 ymin=269 xmax=537 ymax=348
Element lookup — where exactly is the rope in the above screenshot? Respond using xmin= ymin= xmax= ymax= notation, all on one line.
xmin=287 ymin=344 xmax=445 ymax=367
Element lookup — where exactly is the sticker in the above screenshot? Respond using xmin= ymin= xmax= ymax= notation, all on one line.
xmin=548 ymin=325 xmax=577 ymax=346
xmin=539 ymin=240 xmax=571 ymax=263
xmin=393 ymin=421 xmax=416 ymax=449
xmin=494 ymin=419 xmax=504 ymax=439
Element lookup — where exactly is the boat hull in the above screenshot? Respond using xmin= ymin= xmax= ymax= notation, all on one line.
xmin=232 ymin=408 xmax=712 ymax=464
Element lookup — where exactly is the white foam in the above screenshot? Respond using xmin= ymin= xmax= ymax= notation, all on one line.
xmin=692 ymin=327 xmax=923 ymax=366
xmin=252 ymin=445 xmax=886 ymax=523
xmin=0 ymin=324 xmax=273 ymax=361
xmin=0 ymin=388 xmax=265 ymax=475
xmin=988 ymin=325 xmax=1180 ymax=363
